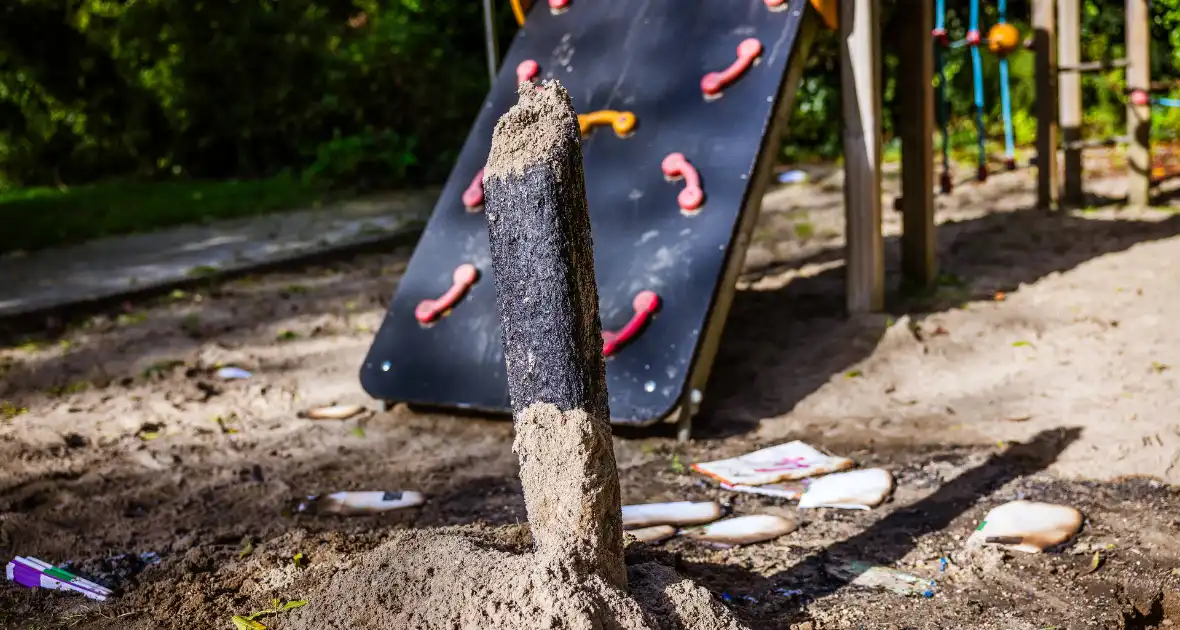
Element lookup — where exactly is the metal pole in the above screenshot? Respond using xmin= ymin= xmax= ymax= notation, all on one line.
xmin=482 ymin=0 xmax=499 ymax=86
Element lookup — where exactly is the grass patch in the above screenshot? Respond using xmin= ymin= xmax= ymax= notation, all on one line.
xmin=0 ymin=174 xmax=327 ymax=255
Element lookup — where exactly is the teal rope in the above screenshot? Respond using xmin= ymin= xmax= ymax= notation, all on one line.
xmin=998 ymin=0 xmax=1016 ymax=168
xmin=934 ymin=0 xmax=952 ymax=192
xmin=969 ymin=0 xmax=988 ymax=180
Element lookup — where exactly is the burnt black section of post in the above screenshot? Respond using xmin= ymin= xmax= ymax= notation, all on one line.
xmin=482 ymin=81 xmax=609 ymax=420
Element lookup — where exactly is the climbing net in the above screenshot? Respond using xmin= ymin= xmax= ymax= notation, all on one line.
xmin=932 ymin=0 xmax=1021 ymax=193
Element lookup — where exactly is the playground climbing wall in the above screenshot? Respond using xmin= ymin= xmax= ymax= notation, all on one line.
xmin=360 ymin=0 xmax=817 ymax=428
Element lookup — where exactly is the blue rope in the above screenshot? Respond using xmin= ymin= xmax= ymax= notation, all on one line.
xmin=1154 ymin=97 xmax=1180 ymax=108
xmin=969 ymin=0 xmax=987 ymax=176
xmin=998 ymin=0 xmax=1015 ymax=165
xmin=935 ymin=0 xmax=951 ymax=189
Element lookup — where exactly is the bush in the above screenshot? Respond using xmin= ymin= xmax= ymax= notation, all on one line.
xmin=0 ymin=0 xmax=491 ymax=190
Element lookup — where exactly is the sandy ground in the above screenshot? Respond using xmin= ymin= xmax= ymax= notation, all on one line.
xmin=2 ymin=159 xmax=1180 ymax=629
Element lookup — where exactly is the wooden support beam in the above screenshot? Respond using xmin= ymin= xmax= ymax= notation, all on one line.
xmin=1126 ymin=0 xmax=1152 ymax=207
xmin=1057 ymin=0 xmax=1083 ymax=207
xmin=839 ymin=0 xmax=884 ymax=313
xmin=1057 ymin=58 xmax=1128 ymax=73
xmin=1033 ymin=0 xmax=1059 ymax=210
xmin=897 ymin=0 xmax=936 ymax=289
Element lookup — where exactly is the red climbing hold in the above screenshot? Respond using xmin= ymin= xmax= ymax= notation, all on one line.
xmin=932 ymin=28 xmax=949 ymax=46
xmin=549 ymin=0 xmax=569 ymax=12
xmin=763 ymin=0 xmax=787 ymax=10
xmin=1131 ymin=89 xmax=1150 ymax=107
xmin=516 ymin=60 xmax=539 ymax=85
xmin=462 ymin=168 xmax=484 ymax=209
xmin=602 ymin=291 xmax=660 ymax=357
xmin=966 ymin=30 xmax=981 ymax=46
xmin=701 ymin=38 xmax=762 ymax=98
xmin=661 ymin=152 xmax=704 ymax=213
xmin=415 ymin=264 xmax=479 ymax=324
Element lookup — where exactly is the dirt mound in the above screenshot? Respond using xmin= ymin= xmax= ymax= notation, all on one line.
xmin=283 ymin=526 xmax=744 ymax=630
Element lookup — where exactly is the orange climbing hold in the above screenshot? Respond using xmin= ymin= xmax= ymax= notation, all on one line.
xmin=578 ymin=110 xmax=637 ymax=137
xmin=808 ymin=0 xmax=838 ymax=29
xmin=987 ymin=23 xmax=1021 ymax=57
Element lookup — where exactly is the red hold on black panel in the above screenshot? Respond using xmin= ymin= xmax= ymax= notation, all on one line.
xmin=701 ymin=38 xmax=762 ymax=98
xmin=602 ymin=291 xmax=660 ymax=357
xmin=415 ymin=264 xmax=479 ymax=324
xmin=661 ymin=153 xmax=704 ymax=214
xmin=462 ymin=168 xmax=485 ymax=210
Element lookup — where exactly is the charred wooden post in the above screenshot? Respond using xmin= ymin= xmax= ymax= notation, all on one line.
xmin=481 ymin=80 xmax=627 ymax=590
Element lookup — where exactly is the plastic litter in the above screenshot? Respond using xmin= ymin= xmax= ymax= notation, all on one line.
xmin=719 ymin=480 xmax=808 ymax=500
xmin=215 ymin=366 xmax=253 ymax=380
xmin=299 ymin=491 xmax=425 ymax=515
xmin=621 ymin=500 xmax=722 ymax=528
xmin=776 ymin=169 xmax=808 ymax=184
xmin=966 ymin=500 xmax=1083 ymax=553
xmin=6 ymin=557 xmax=113 ymax=601
xmin=692 ymin=441 xmax=853 ymax=486
xmin=680 ymin=514 xmax=796 ymax=548
xmin=797 ymin=468 xmax=894 ymax=510
xmin=298 ymin=404 xmax=367 ymax=420
xmin=626 ymin=525 xmax=677 ymax=544
xmin=828 ymin=561 xmax=935 ymax=597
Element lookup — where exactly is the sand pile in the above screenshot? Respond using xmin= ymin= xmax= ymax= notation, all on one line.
xmin=288 ymin=82 xmax=750 ymax=630
xmin=285 ymin=518 xmax=744 ymax=630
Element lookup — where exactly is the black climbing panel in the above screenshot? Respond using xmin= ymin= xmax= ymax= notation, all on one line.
xmin=360 ymin=0 xmax=817 ymax=427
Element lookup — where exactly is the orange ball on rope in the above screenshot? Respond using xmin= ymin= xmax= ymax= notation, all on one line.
xmin=987 ymin=22 xmax=1021 ymax=57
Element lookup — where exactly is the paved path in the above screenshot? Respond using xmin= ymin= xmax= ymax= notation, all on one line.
xmin=0 ymin=190 xmax=436 ymax=318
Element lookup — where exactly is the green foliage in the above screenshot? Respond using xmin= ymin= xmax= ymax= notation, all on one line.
xmin=785 ymin=0 xmax=1180 ymax=163
xmin=0 ymin=0 xmax=490 ymax=190
xmin=3 ymin=0 xmax=1180 ymax=205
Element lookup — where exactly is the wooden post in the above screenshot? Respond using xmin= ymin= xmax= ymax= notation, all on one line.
xmin=1126 ymin=0 xmax=1152 ymax=207
xmin=840 ymin=0 xmax=884 ymax=313
xmin=1057 ymin=0 xmax=1083 ymax=207
xmin=898 ymin=0 xmax=936 ymax=288
xmin=482 ymin=81 xmax=626 ymax=590
xmin=1033 ymin=0 xmax=1059 ymax=210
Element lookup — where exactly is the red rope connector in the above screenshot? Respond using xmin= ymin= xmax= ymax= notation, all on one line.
xmin=966 ymin=30 xmax=982 ymax=46
xmin=1130 ymin=89 xmax=1150 ymax=107
xmin=932 ymin=28 xmax=950 ymax=46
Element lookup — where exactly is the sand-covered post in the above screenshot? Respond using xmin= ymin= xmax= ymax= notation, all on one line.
xmin=482 ymin=80 xmax=626 ymax=590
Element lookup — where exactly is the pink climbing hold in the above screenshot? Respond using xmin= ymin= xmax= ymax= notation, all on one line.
xmin=701 ymin=38 xmax=763 ymax=97
xmin=516 ymin=60 xmax=539 ymax=85
xmin=602 ymin=291 xmax=660 ymax=357
xmin=462 ymin=168 xmax=484 ymax=209
xmin=661 ymin=153 xmax=704 ymax=214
